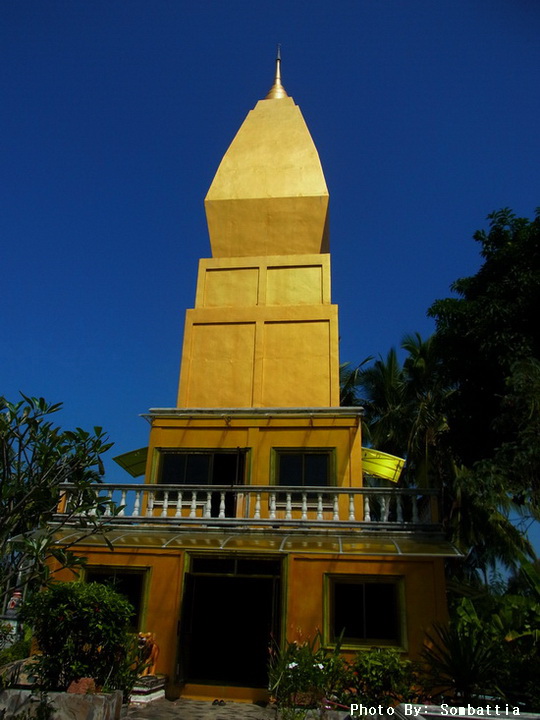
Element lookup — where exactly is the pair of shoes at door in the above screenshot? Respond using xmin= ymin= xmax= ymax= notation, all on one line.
xmin=212 ymin=699 xmax=226 ymax=705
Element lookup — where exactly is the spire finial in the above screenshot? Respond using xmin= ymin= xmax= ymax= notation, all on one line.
xmin=265 ymin=44 xmax=288 ymax=99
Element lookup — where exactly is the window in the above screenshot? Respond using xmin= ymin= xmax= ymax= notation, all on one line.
xmin=274 ymin=449 xmax=334 ymax=501
xmin=327 ymin=575 xmax=404 ymax=647
xmin=190 ymin=555 xmax=282 ymax=577
xmin=157 ymin=449 xmax=247 ymax=517
xmin=85 ymin=567 xmax=147 ymax=632
xmin=158 ymin=449 xmax=246 ymax=486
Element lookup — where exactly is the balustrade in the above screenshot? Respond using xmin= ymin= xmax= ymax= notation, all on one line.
xmin=55 ymin=483 xmax=439 ymax=530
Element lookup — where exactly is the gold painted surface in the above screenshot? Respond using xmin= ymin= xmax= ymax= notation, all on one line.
xmin=182 ymin=253 xmax=338 ymax=407
xmin=261 ymin=320 xmax=332 ymax=406
xmin=203 ymin=267 xmax=259 ymax=307
xmin=287 ymin=556 xmax=448 ymax=661
xmin=178 ymin=304 xmax=340 ymax=408
xmin=195 ymin=254 xmax=332 ymax=308
xmin=266 ymin=265 xmax=323 ymax=305
xmin=181 ymin=322 xmax=256 ymax=407
xmin=265 ymin=50 xmax=288 ymax=100
xmin=205 ymin=197 xmax=329 ymax=257
xmin=54 ymin=541 xmax=448 ymax=698
xmin=55 ymin=548 xmax=185 ymax=686
xmin=205 ymin=97 xmax=329 ymax=257
xmin=146 ymin=415 xmax=361 ymax=487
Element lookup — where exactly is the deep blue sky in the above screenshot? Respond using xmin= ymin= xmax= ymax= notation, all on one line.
xmin=2 ymin=0 xmax=539 ymax=526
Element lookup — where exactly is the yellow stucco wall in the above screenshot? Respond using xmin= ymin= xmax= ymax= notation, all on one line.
xmin=53 ymin=549 xmax=185 ymax=686
xmin=286 ymin=554 xmax=448 ymax=660
xmin=53 ymin=546 xmax=447 ymax=698
xmin=145 ymin=415 xmax=362 ymax=488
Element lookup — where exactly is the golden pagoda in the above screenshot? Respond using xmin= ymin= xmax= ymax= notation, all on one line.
xmin=52 ymin=55 xmax=453 ymax=702
xmin=178 ymin=53 xmax=337 ymax=409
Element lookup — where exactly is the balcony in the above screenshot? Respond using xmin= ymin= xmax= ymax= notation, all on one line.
xmin=54 ymin=483 xmax=441 ymax=532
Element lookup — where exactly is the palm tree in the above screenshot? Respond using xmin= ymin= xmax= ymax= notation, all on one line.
xmin=401 ymin=332 xmax=453 ymax=488
xmin=339 ymin=359 xmax=371 ymax=407
xmin=352 ymin=334 xmax=452 ymax=487
xmin=353 ymin=347 xmax=410 ymax=457
xmin=348 ymin=334 xmax=535 ymax=579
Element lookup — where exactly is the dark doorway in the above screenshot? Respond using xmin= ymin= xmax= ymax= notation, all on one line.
xmin=179 ymin=556 xmax=281 ymax=687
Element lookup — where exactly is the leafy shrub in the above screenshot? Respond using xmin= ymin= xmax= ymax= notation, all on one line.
xmin=269 ymin=636 xmax=417 ymax=714
xmin=268 ymin=633 xmax=351 ymax=710
xmin=421 ymin=622 xmax=500 ymax=702
xmin=350 ymin=648 xmax=417 ymax=706
xmin=0 ymin=638 xmax=31 ymax=667
xmin=431 ymin=591 xmax=540 ymax=710
xmin=20 ymin=582 xmax=140 ymax=697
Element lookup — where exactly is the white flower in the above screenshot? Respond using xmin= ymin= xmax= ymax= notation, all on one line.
xmin=314 ymin=663 xmax=324 ymax=670
xmin=287 ymin=662 xmax=298 ymax=669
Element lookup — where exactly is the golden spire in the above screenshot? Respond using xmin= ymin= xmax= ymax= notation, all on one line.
xmin=205 ymin=47 xmax=329 ymax=257
xmin=265 ymin=45 xmax=288 ymax=99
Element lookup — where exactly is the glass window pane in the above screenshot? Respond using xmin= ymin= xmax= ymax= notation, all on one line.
xmin=331 ymin=578 xmax=400 ymax=645
xmin=334 ymin=581 xmax=365 ymax=640
xmin=186 ymin=454 xmax=211 ymax=485
xmin=305 ymin=453 xmax=329 ymax=486
xmin=279 ymin=454 xmax=303 ymax=486
xmin=161 ymin=454 xmax=187 ymax=484
xmin=212 ymin=453 xmax=244 ymax=485
xmin=365 ymin=583 xmax=398 ymax=640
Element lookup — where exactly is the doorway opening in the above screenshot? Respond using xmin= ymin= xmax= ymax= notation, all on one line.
xmin=178 ymin=555 xmax=282 ymax=687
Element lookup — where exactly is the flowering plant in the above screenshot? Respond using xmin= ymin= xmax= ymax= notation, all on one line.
xmin=268 ymin=632 xmax=350 ymax=713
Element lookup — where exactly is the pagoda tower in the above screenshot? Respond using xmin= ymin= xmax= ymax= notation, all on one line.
xmin=55 ymin=56 xmax=451 ymax=702
xmin=177 ymin=53 xmax=339 ymax=409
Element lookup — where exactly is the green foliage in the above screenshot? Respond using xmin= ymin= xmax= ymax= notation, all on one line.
xmin=421 ymin=622 xmax=500 ymax=701
xmin=425 ymin=568 xmax=540 ymax=709
xmin=348 ymin=334 xmax=453 ymax=490
xmin=0 ymin=394 xmax=118 ymax=608
xmin=428 ymin=208 xmax=540 ymax=467
xmin=268 ymin=634 xmax=350 ymax=710
xmin=349 ymin=210 xmax=540 ymax=578
xmin=349 ymin=648 xmax=417 ymax=706
xmin=0 ymin=638 xmax=31 ymax=667
xmin=268 ymin=636 xmax=417 ymax=713
xmin=339 ymin=359 xmax=372 ymax=407
xmin=20 ymin=582 xmax=139 ymax=697
xmin=0 ymin=620 xmax=15 ymax=650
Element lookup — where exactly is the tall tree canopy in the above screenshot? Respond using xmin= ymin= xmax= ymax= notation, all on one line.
xmin=345 ymin=209 xmax=540 ymax=577
xmin=428 ymin=208 xmax=540 ymax=466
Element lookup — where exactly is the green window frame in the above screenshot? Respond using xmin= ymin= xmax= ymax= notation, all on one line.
xmin=273 ymin=448 xmax=335 ymax=490
xmin=325 ymin=574 xmax=406 ymax=649
xmin=156 ymin=449 xmax=248 ymax=486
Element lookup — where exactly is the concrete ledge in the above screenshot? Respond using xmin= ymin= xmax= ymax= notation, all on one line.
xmin=0 ymin=688 xmax=123 ymax=720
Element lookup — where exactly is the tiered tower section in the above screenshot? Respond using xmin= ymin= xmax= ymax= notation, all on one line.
xmin=177 ymin=62 xmax=339 ymax=408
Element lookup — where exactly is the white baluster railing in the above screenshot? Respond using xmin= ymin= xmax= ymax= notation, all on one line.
xmin=53 ymin=483 xmax=439 ymax=530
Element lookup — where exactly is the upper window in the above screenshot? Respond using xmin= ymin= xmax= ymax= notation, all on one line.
xmin=327 ymin=575 xmax=404 ymax=648
xmin=274 ymin=449 xmax=334 ymax=489
xmin=158 ymin=450 xmax=246 ymax=486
